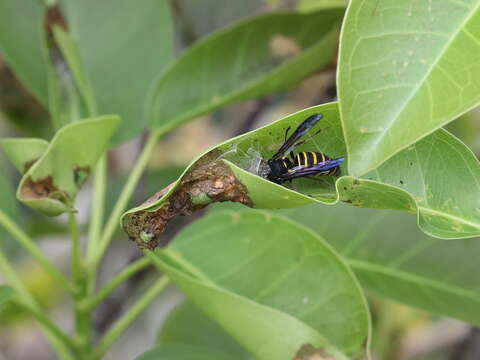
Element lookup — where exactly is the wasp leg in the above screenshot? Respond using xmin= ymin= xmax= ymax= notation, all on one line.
xmin=332 ymin=166 xmax=341 ymax=176
xmin=294 ymin=140 xmax=306 ymax=147
xmin=293 ymin=129 xmax=322 ymax=148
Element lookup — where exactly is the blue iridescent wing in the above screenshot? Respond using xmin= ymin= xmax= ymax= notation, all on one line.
xmin=280 ymin=157 xmax=344 ymax=180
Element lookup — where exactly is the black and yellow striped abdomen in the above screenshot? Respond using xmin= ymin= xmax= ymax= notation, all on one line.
xmin=292 ymin=151 xmax=340 ymax=176
xmin=293 ymin=151 xmax=325 ymax=167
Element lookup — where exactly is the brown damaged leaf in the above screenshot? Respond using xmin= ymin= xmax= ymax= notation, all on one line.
xmin=21 ymin=176 xmax=65 ymax=201
xmin=13 ymin=116 xmax=119 ymax=216
xmin=73 ymin=165 xmax=91 ymax=187
xmin=20 ymin=165 xmax=90 ymax=205
xmin=45 ymin=5 xmax=68 ymax=31
xmin=44 ymin=5 xmax=69 ymax=62
xmin=123 ymin=151 xmax=253 ymax=249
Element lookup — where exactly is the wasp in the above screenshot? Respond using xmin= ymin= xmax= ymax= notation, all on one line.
xmin=265 ymin=113 xmax=344 ymax=184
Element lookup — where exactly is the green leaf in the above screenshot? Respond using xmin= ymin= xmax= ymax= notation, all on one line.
xmin=46 ymin=26 xmax=96 ymax=129
xmin=338 ymin=0 xmax=480 ymax=175
xmin=0 ymin=286 xmax=14 ymax=308
xmin=149 ymin=9 xmax=343 ymax=131
xmin=15 ymin=115 xmax=119 ymax=216
xmin=0 ymin=0 xmax=48 ymax=105
xmin=281 ymin=202 xmax=480 ymax=326
xmin=61 ymin=0 xmax=174 ymax=145
xmin=122 ymin=103 xmax=480 ymax=246
xmin=148 ymin=210 xmax=370 ymax=359
xmin=366 ymin=130 xmax=480 ymax=238
xmin=157 ymin=302 xmax=252 ymax=360
xmin=137 ymin=344 xmax=236 ymax=360
xmin=0 ymin=138 xmax=49 ymax=174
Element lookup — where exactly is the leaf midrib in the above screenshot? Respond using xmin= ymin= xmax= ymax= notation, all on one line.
xmin=418 ymin=206 xmax=480 ymax=231
xmin=348 ymin=258 xmax=480 ymax=305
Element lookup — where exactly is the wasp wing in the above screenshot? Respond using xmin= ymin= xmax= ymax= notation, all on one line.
xmin=280 ymin=157 xmax=344 ymax=180
xmin=270 ymin=113 xmax=323 ymax=160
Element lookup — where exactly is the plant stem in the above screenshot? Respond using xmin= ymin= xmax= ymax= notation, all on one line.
xmin=69 ymin=211 xmax=83 ymax=282
xmin=82 ymin=257 xmax=151 ymax=311
xmin=0 ymin=250 xmax=75 ymax=360
xmin=86 ymin=155 xmax=107 ymax=296
xmin=91 ymin=276 xmax=170 ymax=359
xmin=0 ymin=209 xmax=75 ymax=294
xmin=68 ymin=211 xmax=92 ymax=357
xmin=87 ymin=155 xmax=107 ymax=262
xmin=90 ymin=129 xmax=163 ymax=268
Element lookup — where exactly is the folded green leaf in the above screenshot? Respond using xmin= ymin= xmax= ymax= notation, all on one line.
xmin=0 ymin=0 xmax=48 ymax=105
xmin=281 ymin=203 xmax=480 ymax=326
xmin=122 ymin=103 xmax=344 ymax=248
xmin=148 ymin=210 xmax=370 ymax=359
xmin=122 ymin=102 xmax=480 ymax=247
xmin=16 ymin=116 xmax=119 ymax=216
xmin=148 ymin=9 xmax=343 ymax=132
xmin=61 ymin=0 xmax=174 ymax=145
xmin=338 ymin=0 xmax=480 ymax=175
xmin=137 ymin=344 xmax=236 ymax=360
xmin=0 ymin=138 xmax=49 ymax=174
xmin=366 ymin=130 xmax=480 ymax=238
